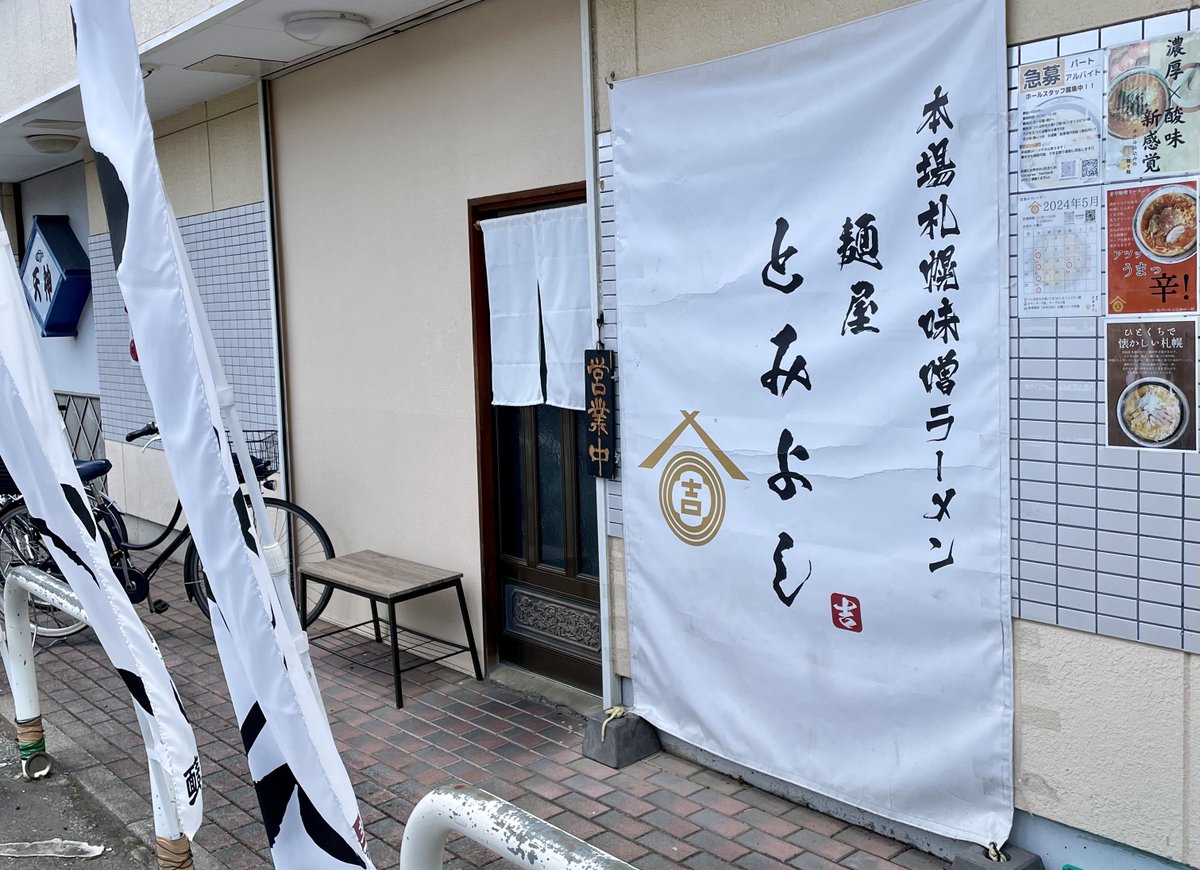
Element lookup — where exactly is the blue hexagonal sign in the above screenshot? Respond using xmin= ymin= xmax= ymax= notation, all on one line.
xmin=18 ymin=215 xmax=91 ymax=337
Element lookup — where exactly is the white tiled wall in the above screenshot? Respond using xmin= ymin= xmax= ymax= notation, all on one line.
xmin=598 ymin=135 xmax=622 ymax=538
xmin=1008 ymin=12 xmax=1200 ymax=653
xmin=93 ymin=202 xmax=279 ymax=446
xmin=601 ymin=9 xmax=1200 ymax=653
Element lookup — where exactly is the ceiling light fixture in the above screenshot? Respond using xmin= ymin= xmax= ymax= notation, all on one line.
xmin=25 ymin=134 xmax=81 ymax=155
xmin=283 ymin=12 xmax=370 ymax=48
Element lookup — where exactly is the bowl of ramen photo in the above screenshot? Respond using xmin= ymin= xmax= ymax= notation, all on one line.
xmin=1133 ymin=184 xmax=1197 ymax=263
xmin=1116 ymin=377 xmax=1189 ymax=447
xmin=1107 ymin=68 xmax=1170 ymax=139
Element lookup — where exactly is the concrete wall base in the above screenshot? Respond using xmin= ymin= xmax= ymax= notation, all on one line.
xmin=951 ymin=844 xmax=1043 ymax=870
xmin=582 ymin=709 xmax=661 ymax=769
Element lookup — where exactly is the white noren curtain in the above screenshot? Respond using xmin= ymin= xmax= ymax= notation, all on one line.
xmin=481 ymin=204 xmax=591 ymax=410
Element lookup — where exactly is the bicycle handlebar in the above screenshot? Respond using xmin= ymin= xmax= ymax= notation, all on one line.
xmin=125 ymin=422 xmax=159 ymax=442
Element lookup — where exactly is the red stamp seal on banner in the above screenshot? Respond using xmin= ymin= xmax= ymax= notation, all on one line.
xmin=831 ymin=594 xmax=862 ymax=632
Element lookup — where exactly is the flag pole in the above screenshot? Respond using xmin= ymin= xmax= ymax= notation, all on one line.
xmin=164 ymin=211 xmax=321 ymax=699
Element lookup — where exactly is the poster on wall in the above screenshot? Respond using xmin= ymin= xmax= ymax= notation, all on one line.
xmin=1105 ymin=318 xmax=1197 ymax=451
xmin=1017 ymin=51 xmax=1104 ymax=191
xmin=1106 ymin=179 xmax=1197 ymax=315
xmin=1017 ymin=187 xmax=1103 ymax=317
xmin=611 ymin=0 xmax=1012 ymax=846
xmin=1106 ymin=32 xmax=1200 ymax=182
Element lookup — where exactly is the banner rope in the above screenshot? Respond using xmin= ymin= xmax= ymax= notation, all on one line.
xmin=154 ymin=835 xmax=194 ymax=870
xmin=15 ymin=716 xmax=44 ymax=759
xmin=599 ymin=706 xmax=627 ymax=742
xmin=17 ymin=738 xmax=46 ymax=759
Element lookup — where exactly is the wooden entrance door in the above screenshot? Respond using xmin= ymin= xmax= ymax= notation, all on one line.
xmin=469 ymin=184 xmax=602 ymax=694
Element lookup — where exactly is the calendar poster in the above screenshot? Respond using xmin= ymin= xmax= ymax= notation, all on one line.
xmin=1018 ymin=51 xmax=1104 ymax=191
xmin=1017 ymin=187 xmax=1103 ymax=317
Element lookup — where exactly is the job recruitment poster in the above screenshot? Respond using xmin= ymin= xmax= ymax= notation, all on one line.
xmin=612 ymin=0 xmax=1012 ymax=846
xmin=1018 ymin=50 xmax=1104 ymax=191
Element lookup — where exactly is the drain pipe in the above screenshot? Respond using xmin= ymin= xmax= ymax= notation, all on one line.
xmin=580 ymin=0 xmax=618 ymax=709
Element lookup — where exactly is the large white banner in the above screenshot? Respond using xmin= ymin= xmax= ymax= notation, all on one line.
xmin=0 ymin=219 xmax=203 ymax=835
xmin=612 ymin=0 xmax=1012 ymax=844
xmin=70 ymin=1 xmax=373 ymax=865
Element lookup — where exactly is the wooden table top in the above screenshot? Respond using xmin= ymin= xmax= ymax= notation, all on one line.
xmin=298 ymin=549 xmax=462 ymax=599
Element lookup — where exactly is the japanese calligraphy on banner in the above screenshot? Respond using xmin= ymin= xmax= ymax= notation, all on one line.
xmin=612 ymin=0 xmax=1012 ymax=845
xmin=1018 ymin=51 xmax=1104 ymax=191
xmin=1106 ymin=33 xmax=1200 ymax=181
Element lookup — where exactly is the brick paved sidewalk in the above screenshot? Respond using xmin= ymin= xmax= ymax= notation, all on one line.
xmin=3 ymin=563 xmax=947 ymax=870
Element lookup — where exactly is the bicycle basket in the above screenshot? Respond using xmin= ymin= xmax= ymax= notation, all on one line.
xmin=229 ymin=430 xmax=279 ymax=483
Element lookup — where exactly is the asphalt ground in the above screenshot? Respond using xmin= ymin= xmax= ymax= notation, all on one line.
xmin=0 ymin=731 xmax=153 ymax=869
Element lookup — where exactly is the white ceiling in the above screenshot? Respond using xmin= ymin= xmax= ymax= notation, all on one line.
xmin=0 ymin=0 xmax=471 ymax=183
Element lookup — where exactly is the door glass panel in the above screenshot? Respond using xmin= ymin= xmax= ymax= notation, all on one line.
xmin=536 ymin=405 xmax=566 ymax=569
xmin=576 ymin=411 xmax=599 ymax=577
xmin=496 ymin=406 xmax=525 ymax=559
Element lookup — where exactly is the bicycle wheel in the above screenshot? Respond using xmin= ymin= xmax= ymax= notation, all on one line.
xmin=183 ymin=496 xmax=335 ymax=627
xmin=0 ymin=499 xmax=90 ymax=638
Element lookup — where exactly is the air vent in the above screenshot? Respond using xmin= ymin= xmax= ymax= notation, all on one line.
xmin=185 ymin=55 xmax=287 ymax=76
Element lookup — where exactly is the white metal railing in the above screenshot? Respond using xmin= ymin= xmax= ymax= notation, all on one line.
xmin=1 ymin=565 xmax=195 ymax=869
xmin=400 ymin=784 xmax=634 ymax=870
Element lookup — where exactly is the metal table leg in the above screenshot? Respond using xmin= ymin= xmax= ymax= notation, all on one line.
xmin=389 ymin=600 xmax=403 ymax=708
xmin=454 ymin=580 xmax=483 ymax=680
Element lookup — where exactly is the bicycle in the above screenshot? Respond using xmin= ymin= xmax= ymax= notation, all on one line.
xmin=0 ymin=422 xmax=336 ymax=639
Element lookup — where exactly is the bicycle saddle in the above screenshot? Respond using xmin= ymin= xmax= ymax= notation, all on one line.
xmin=74 ymin=458 xmax=113 ymax=482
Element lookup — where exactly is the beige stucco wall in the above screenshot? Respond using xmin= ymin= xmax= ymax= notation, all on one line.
xmin=1014 ymin=621 xmax=1200 ymax=863
xmin=0 ymin=0 xmax=226 ymax=120
xmin=594 ymin=4 xmax=1199 ymax=862
xmin=269 ymin=0 xmax=584 ymax=660
xmin=86 ymin=84 xmax=262 ymax=235
xmin=591 ymin=0 xmax=1198 ymax=130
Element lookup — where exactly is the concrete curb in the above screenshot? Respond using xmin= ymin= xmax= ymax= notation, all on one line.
xmin=0 ymin=692 xmax=222 ymax=870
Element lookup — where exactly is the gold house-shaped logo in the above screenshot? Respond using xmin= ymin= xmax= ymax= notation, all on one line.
xmin=640 ymin=411 xmax=747 ymax=546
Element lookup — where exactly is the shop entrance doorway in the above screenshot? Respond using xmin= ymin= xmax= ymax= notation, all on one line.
xmin=468 ymin=184 xmax=602 ymax=695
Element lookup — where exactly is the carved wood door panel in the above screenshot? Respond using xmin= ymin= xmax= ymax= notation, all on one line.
xmin=493 ymin=404 xmax=601 ymax=693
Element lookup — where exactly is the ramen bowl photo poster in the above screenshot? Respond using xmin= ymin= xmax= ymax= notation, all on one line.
xmin=1106 ymin=32 xmax=1200 ymax=181
xmin=1106 ymin=179 xmax=1198 ymax=315
xmin=1105 ymin=318 xmax=1196 ymax=451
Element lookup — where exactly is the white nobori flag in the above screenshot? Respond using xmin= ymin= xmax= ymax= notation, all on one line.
xmin=0 ymin=218 xmax=204 ymax=836
xmin=70 ymin=1 xmax=373 ymax=865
